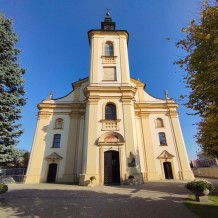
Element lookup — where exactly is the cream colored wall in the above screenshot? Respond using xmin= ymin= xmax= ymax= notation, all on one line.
xmin=26 ymin=77 xmax=87 ymax=183
xmin=130 ymin=81 xmax=166 ymax=103
xmin=134 ymin=117 xmax=146 ymax=173
xmin=79 ymin=81 xmax=89 ymax=101
xmin=89 ymin=32 xmax=130 ymax=86
xmin=169 ymin=115 xmax=194 ymax=180
xmin=89 ymin=36 xmax=98 ymax=84
xmin=27 ymin=76 xmax=194 ymax=184
xmin=122 ymin=100 xmax=141 ymax=174
xmin=75 ymin=117 xmax=85 ymax=180
xmin=82 ymin=97 xmax=127 ymax=182
xmin=98 ymin=36 xmax=122 ymax=84
xmin=81 ymin=99 xmax=99 ymax=176
xmin=81 ymin=30 xmax=135 ymax=184
xmin=40 ymin=114 xmax=70 ymax=182
xmin=25 ymin=116 xmax=49 ymax=183
xmin=27 ymin=24 xmax=194 ymax=184
xmin=149 ymin=114 xmax=180 ymax=179
xmin=34 ymin=77 xmax=88 ymax=182
xmin=97 ymin=98 xmax=124 ymax=137
xmin=131 ymin=79 xmax=194 ymax=180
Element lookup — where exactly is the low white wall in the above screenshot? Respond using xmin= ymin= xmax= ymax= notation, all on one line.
xmin=192 ymin=167 xmax=218 ymax=179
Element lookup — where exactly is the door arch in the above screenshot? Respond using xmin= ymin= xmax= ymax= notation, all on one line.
xmin=47 ymin=163 xmax=57 ymax=183
xmin=163 ymin=162 xmax=173 ymax=179
xmin=104 ymin=150 xmax=120 ymax=185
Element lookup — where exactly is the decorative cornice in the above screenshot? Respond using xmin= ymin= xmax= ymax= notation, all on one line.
xmin=167 ymin=111 xmax=179 ymax=117
xmin=38 ymin=102 xmax=86 ymax=110
xmin=37 ymin=102 xmax=86 ymax=119
xmin=87 ymin=97 xmax=100 ymax=104
xmin=98 ymin=142 xmax=124 ymax=146
xmin=69 ymin=110 xmax=85 ymax=119
xmin=121 ymin=98 xmax=134 ymax=104
xmin=83 ymin=85 xmax=137 ymax=102
xmin=135 ymin=102 xmax=178 ymax=109
xmin=83 ymin=85 xmax=136 ymax=93
xmin=88 ymin=30 xmax=129 ymax=44
xmin=134 ymin=101 xmax=179 ymax=118
xmin=37 ymin=111 xmax=52 ymax=119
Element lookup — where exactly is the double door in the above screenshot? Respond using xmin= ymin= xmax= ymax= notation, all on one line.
xmin=104 ymin=150 xmax=120 ymax=185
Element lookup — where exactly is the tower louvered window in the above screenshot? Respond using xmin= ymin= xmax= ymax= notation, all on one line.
xmin=105 ymin=42 xmax=114 ymax=56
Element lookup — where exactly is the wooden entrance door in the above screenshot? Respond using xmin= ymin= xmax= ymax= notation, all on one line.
xmin=163 ymin=162 xmax=173 ymax=179
xmin=104 ymin=151 xmax=120 ymax=185
xmin=47 ymin=163 xmax=57 ymax=183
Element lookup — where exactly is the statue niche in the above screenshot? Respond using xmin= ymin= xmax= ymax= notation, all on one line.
xmin=128 ymin=152 xmax=136 ymax=167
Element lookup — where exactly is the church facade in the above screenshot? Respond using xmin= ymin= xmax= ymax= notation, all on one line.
xmin=25 ymin=14 xmax=194 ymax=185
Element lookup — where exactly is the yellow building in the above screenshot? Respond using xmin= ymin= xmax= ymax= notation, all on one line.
xmin=25 ymin=13 xmax=194 ymax=185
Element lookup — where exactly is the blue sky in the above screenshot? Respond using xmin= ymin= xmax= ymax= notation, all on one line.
xmin=0 ymin=0 xmax=203 ymax=160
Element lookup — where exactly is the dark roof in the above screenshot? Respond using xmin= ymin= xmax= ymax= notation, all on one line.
xmin=87 ymin=13 xmax=129 ymax=45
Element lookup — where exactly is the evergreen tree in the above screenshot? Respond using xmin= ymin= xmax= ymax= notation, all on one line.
xmin=0 ymin=13 xmax=26 ymax=164
xmin=175 ymin=1 xmax=218 ymax=157
xmin=10 ymin=148 xmax=25 ymax=167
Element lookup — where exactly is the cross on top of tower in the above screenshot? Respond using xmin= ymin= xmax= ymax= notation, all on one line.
xmin=105 ymin=8 xmax=111 ymax=16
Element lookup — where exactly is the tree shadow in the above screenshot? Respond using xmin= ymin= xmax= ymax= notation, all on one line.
xmin=0 ymin=184 xmax=197 ymax=218
xmin=184 ymin=195 xmax=218 ymax=218
xmin=115 ymin=181 xmax=191 ymax=195
xmin=127 ymin=180 xmax=217 ymax=200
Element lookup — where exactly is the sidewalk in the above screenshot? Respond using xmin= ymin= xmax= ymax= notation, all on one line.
xmin=0 ymin=181 xmax=199 ymax=218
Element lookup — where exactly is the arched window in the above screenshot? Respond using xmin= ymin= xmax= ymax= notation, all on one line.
xmin=105 ymin=103 xmax=116 ymax=120
xmin=105 ymin=42 xmax=114 ymax=56
xmin=156 ymin=118 xmax=164 ymax=128
xmin=52 ymin=134 xmax=61 ymax=148
xmin=54 ymin=118 xmax=63 ymax=129
xmin=158 ymin=132 xmax=167 ymax=145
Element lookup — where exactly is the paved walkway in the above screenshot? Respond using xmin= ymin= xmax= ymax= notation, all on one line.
xmin=0 ymin=180 xmax=202 ymax=218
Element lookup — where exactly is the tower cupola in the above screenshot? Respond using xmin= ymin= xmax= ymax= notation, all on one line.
xmin=101 ymin=12 xmax=116 ymax=30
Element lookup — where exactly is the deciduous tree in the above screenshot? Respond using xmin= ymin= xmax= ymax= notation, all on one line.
xmin=175 ymin=1 xmax=218 ymax=157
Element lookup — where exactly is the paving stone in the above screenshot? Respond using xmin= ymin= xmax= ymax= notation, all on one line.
xmin=0 ymin=181 xmax=200 ymax=218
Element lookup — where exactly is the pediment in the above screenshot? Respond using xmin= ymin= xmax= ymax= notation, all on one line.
xmin=157 ymin=150 xmax=174 ymax=159
xmin=46 ymin=152 xmax=63 ymax=160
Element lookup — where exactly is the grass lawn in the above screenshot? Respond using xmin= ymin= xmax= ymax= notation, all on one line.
xmin=185 ymin=194 xmax=218 ymax=218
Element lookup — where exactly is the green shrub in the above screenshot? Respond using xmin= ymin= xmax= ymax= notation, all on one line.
xmin=185 ymin=180 xmax=215 ymax=192
xmin=0 ymin=183 xmax=8 ymax=194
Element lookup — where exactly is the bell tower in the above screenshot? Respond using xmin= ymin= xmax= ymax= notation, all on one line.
xmin=80 ymin=13 xmax=142 ymax=186
xmin=87 ymin=12 xmax=131 ymax=85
